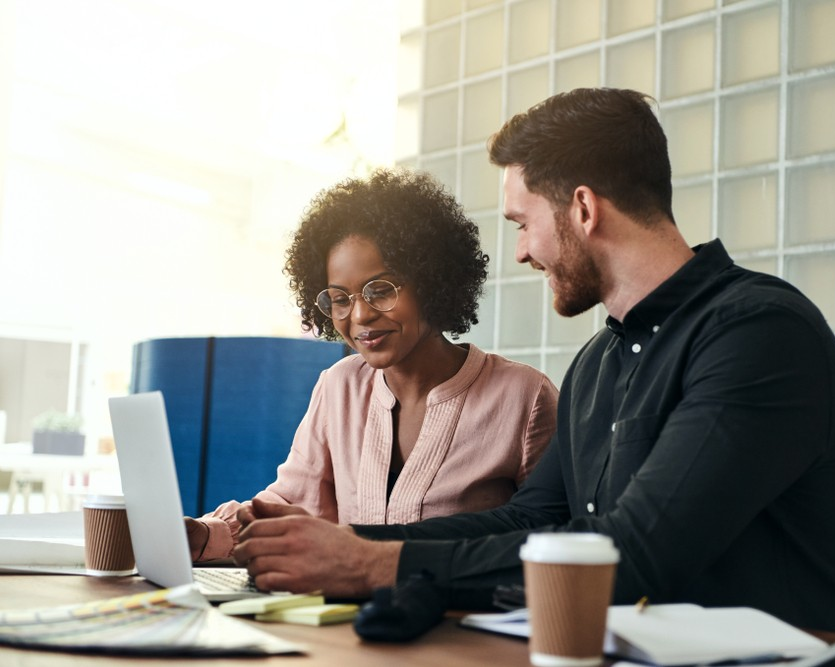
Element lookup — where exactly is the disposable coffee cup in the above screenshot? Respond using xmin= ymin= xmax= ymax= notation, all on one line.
xmin=83 ymin=495 xmax=136 ymax=576
xmin=520 ymin=533 xmax=619 ymax=667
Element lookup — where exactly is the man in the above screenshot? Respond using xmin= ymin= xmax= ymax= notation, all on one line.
xmin=233 ymin=88 xmax=835 ymax=633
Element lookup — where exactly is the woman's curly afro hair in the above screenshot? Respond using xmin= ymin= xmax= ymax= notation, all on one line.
xmin=284 ymin=167 xmax=489 ymax=341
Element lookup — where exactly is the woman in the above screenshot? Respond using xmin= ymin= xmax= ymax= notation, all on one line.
xmin=188 ymin=168 xmax=557 ymax=561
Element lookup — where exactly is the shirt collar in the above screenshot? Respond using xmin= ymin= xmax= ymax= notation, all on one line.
xmin=371 ymin=343 xmax=487 ymax=408
xmin=606 ymin=238 xmax=734 ymax=338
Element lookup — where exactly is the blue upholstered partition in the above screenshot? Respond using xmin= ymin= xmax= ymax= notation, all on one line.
xmin=130 ymin=336 xmax=347 ymax=516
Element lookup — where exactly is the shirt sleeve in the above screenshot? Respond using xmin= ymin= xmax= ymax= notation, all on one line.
xmin=196 ymin=503 xmax=246 ymax=561
xmin=517 ymin=374 xmax=559 ymax=483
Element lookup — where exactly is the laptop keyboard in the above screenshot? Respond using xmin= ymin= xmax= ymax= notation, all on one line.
xmin=192 ymin=568 xmax=259 ymax=595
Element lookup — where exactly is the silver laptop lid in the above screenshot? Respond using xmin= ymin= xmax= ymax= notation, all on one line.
xmin=108 ymin=391 xmax=194 ymax=589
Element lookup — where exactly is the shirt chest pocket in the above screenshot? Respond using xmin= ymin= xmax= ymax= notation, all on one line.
xmin=601 ymin=413 xmax=666 ymax=502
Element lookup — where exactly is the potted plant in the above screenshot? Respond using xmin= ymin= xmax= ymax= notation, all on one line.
xmin=32 ymin=410 xmax=85 ymax=456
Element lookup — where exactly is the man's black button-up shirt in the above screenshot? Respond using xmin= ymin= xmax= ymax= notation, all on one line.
xmin=355 ymin=239 xmax=835 ymax=632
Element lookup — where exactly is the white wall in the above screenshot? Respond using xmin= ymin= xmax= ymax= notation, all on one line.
xmin=397 ymin=0 xmax=835 ymax=385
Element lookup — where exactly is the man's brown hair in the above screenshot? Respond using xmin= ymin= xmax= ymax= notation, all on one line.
xmin=488 ymin=88 xmax=675 ymax=225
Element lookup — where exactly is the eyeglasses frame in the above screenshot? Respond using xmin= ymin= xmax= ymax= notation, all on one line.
xmin=315 ymin=279 xmax=404 ymax=321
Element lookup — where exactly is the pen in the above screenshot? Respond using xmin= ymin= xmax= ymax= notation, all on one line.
xmin=635 ymin=596 xmax=650 ymax=614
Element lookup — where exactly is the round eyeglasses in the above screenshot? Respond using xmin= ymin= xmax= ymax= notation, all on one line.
xmin=315 ymin=279 xmax=404 ymax=321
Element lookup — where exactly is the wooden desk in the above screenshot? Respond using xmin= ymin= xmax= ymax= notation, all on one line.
xmin=0 ymin=574 xmax=531 ymax=666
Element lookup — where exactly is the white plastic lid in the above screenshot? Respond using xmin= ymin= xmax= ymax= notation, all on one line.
xmin=519 ymin=532 xmax=620 ymax=564
xmin=82 ymin=494 xmax=126 ymax=510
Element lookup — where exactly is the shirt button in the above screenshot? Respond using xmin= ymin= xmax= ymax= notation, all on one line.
xmin=652 ymin=325 xmax=660 ymax=333
xmin=611 ymin=422 xmax=616 ymax=432
xmin=587 ymin=502 xmax=595 ymax=513
xmin=632 ymin=343 xmax=642 ymax=353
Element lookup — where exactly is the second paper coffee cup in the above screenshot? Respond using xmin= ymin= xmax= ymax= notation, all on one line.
xmin=520 ymin=533 xmax=619 ymax=667
xmin=83 ymin=494 xmax=136 ymax=576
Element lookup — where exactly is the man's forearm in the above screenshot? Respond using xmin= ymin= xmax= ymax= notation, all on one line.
xmin=376 ymin=529 xmax=540 ymax=609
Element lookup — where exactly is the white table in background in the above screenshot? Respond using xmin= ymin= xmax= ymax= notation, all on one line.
xmin=0 ymin=443 xmax=119 ymax=513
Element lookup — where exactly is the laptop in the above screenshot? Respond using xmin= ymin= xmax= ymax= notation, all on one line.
xmin=108 ymin=391 xmax=270 ymax=602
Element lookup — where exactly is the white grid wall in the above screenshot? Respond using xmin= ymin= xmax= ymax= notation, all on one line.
xmin=396 ymin=0 xmax=835 ymax=386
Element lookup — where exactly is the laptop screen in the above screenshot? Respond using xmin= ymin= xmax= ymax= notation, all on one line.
xmin=109 ymin=391 xmax=195 ymax=589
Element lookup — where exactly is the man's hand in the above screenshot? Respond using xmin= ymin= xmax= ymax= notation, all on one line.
xmin=233 ymin=498 xmax=402 ymax=598
xmin=184 ymin=517 xmax=209 ymax=562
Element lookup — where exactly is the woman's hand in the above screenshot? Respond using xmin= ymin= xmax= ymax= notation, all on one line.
xmin=236 ymin=499 xmax=311 ymax=531
xmin=184 ymin=517 xmax=210 ymax=562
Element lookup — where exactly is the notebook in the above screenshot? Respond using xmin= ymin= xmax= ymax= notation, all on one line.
xmin=460 ymin=604 xmax=828 ymax=666
xmin=108 ymin=391 xmax=273 ymax=602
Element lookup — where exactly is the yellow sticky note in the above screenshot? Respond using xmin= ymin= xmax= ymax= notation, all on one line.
xmin=255 ymin=603 xmax=359 ymax=626
xmin=218 ymin=594 xmax=324 ymax=617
